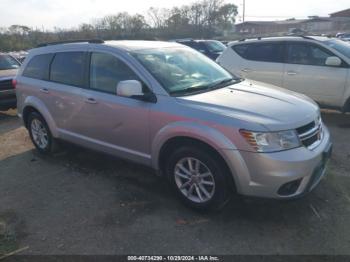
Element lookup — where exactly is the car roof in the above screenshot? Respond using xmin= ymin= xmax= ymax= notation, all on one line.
xmin=104 ymin=40 xmax=182 ymax=51
xmin=32 ymin=40 xmax=183 ymax=53
xmin=35 ymin=40 xmax=182 ymax=51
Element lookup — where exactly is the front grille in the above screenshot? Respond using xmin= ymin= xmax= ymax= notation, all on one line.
xmin=296 ymin=121 xmax=315 ymax=134
xmin=296 ymin=118 xmax=323 ymax=149
xmin=0 ymin=79 xmax=13 ymax=91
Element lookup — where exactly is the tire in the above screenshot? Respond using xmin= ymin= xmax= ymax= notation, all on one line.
xmin=165 ymin=146 xmax=231 ymax=210
xmin=27 ymin=112 xmax=58 ymax=154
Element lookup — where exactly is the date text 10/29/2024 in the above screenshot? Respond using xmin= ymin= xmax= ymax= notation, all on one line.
xmin=127 ymin=256 xmax=220 ymax=261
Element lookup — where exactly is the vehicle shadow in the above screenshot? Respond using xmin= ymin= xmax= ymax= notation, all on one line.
xmin=0 ymin=109 xmax=21 ymax=135
xmin=321 ymin=110 xmax=350 ymax=128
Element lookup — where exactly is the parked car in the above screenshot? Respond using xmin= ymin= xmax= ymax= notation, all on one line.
xmin=336 ymin=33 xmax=350 ymax=42
xmin=0 ymin=53 xmax=20 ymax=110
xmin=287 ymin=28 xmax=307 ymax=36
xmin=8 ymin=51 xmax=28 ymax=63
xmin=217 ymin=36 xmax=350 ymax=112
xmin=16 ymin=40 xmax=332 ymax=210
xmin=175 ymin=39 xmax=226 ymax=60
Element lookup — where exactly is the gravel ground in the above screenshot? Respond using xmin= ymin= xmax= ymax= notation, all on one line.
xmin=0 ymin=109 xmax=349 ymax=255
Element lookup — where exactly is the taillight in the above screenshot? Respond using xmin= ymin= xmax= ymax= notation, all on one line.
xmin=12 ymin=79 xmax=17 ymax=89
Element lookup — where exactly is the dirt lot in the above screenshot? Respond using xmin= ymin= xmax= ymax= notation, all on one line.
xmin=0 ymin=109 xmax=349 ymax=255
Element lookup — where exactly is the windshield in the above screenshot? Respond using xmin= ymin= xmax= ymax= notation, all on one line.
xmin=0 ymin=55 xmax=20 ymax=70
xmin=324 ymin=39 xmax=350 ymax=59
xmin=204 ymin=41 xmax=226 ymax=53
xmin=132 ymin=47 xmax=238 ymax=96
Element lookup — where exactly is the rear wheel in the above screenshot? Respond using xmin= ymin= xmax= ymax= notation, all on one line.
xmin=165 ymin=146 xmax=231 ymax=210
xmin=27 ymin=112 xmax=58 ymax=154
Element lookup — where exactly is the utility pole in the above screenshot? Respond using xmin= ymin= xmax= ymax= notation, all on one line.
xmin=242 ymin=0 xmax=246 ymax=22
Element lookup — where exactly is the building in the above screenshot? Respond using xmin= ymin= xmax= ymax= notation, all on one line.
xmin=235 ymin=8 xmax=350 ymax=36
xmin=330 ymin=8 xmax=350 ymax=18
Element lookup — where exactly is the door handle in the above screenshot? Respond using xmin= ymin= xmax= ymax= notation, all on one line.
xmin=287 ymin=71 xmax=297 ymax=76
xmin=85 ymin=97 xmax=97 ymax=104
xmin=40 ymin=88 xmax=49 ymax=94
xmin=241 ymin=68 xmax=252 ymax=73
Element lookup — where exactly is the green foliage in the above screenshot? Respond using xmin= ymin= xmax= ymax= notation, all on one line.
xmin=0 ymin=0 xmax=237 ymax=52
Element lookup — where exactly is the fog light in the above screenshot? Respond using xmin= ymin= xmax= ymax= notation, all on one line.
xmin=278 ymin=179 xmax=302 ymax=196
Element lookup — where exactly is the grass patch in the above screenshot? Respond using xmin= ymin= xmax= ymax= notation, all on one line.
xmin=0 ymin=219 xmax=18 ymax=256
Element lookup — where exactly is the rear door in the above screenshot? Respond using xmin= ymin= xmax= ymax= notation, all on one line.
xmin=232 ymin=41 xmax=285 ymax=86
xmin=46 ymin=51 xmax=88 ymax=132
xmin=283 ymin=41 xmax=348 ymax=107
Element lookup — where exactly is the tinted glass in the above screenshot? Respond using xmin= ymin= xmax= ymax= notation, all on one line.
xmin=22 ymin=54 xmax=53 ymax=80
xmin=287 ymin=43 xmax=334 ymax=66
xmin=90 ymin=52 xmax=139 ymax=94
xmin=50 ymin=52 xmax=86 ymax=86
xmin=204 ymin=41 xmax=226 ymax=52
xmin=197 ymin=42 xmax=208 ymax=52
xmin=181 ymin=42 xmax=201 ymax=51
xmin=233 ymin=42 xmax=284 ymax=63
xmin=0 ymin=55 xmax=20 ymax=70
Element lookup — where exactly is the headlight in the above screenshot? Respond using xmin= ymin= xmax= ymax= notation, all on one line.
xmin=240 ymin=129 xmax=301 ymax=152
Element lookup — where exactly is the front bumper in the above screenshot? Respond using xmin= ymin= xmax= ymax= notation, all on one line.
xmin=221 ymin=125 xmax=332 ymax=199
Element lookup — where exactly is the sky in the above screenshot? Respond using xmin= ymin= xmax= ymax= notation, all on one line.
xmin=0 ymin=0 xmax=349 ymax=29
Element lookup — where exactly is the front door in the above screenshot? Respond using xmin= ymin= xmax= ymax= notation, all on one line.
xmin=283 ymin=42 xmax=347 ymax=107
xmin=77 ymin=51 xmax=151 ymax=164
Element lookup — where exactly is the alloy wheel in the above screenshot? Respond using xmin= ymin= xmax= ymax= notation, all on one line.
xmin=174 ymin=157 xmax=215 ymax=203
xmin=31 ymin=118 xmax=49 ymax=149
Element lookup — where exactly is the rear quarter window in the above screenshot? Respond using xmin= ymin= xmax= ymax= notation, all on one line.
xmin=22 ymin=54 xmax=53 ymax=80
xmin=232 ymin=42 xmax=284 ymax=63
xmin=50 ymin=52 xmax=86 ymax=87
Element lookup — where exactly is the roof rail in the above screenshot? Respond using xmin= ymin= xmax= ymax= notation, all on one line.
xmin=171 ymin=38 xmax=194 ymax=42
xmin=37 ymin=39 xmax=104 ymax=48
xmin=235 ymin=34 xmax=328 ymax=42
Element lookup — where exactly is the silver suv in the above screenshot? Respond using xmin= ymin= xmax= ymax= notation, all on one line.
xmin=16 ymin=40 xmax=332 ymax=210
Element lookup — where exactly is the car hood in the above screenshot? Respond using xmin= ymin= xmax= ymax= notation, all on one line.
xmin=176 ymin=79 xmax=319 ymax=131
xmin=0 ymin=69 xmax=17 ymax=80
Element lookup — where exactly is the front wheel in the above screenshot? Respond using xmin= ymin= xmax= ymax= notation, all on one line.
xmin=165 ymin=146 xmax=231 ymax=210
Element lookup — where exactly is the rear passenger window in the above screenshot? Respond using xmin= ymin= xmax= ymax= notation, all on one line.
xmin=89 ymin=52 xmax=139 ymax=94
xmin=233 ymin=43 xmax=284 ymax=63
xmin=50 ymin=52 xmax=86 ymax=87
xmin=23 ymin=54 xmax=53 ymax=80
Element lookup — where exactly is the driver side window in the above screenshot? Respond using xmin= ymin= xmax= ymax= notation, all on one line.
xmin=90 ymin=52 xmax=140 ymax=94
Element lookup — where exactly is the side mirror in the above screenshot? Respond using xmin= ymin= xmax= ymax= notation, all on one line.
xmin=116 ymin=80 xmax=157 ymax=103
xmin=116 ymin=80 xmax=143 ymax=98
xmin=325 ymin=56 xmax=342 ymax=67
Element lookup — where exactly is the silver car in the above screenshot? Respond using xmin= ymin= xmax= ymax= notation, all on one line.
xmin=16 ymin=40 xmax=332 ymax=210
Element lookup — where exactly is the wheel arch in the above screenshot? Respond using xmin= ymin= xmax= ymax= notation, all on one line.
xmin=22 ymin=97 xmax=59 ymax=137
xmin=152 ymin=122 xmax=239 ymax=190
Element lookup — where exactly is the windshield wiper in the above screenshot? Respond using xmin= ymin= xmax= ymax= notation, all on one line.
xmin=171 ymin=78 xmax=241 ymax=96
xmin=170 ymin=86 xmax=210 ymax=96
xmin=207 ymin=77 xmax=241 ymax=89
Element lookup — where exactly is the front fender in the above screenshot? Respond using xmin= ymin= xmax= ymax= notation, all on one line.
xmin=151 ymin=121 xmax=237 ymax=170
xmin=23 ymin=96 xmax=59 ymax=138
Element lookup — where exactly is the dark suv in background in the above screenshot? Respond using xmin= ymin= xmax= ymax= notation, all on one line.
xmin=174 ymin=39 xmax=226 ymax=60
xmin=0 ymin=53 xmax=20 ymax=110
